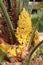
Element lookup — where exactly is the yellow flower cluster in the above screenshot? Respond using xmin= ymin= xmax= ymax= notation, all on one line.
xmin=0 ymin=43 xmax=11 ymax=52
xmin=15 ymin=8 xmax=39 ymax=46
xmin=32 ymin=31 xmax=39 ymax=58
xmin=0 ymin=42 xmax=24 ymax=57
xmin=0 ymin=43 xmax=11 ymax=56
xmin=8 ymin=47 xmax=17 ymax=56
xmin=17 ymin=44 xmax=24 ymax=53
xmin=33 ymin=31 xmax=39 ymax=46
xmin=15 ymin=8 xmax=32 ymax=44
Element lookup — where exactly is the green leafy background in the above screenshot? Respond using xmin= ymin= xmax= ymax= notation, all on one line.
xmin=31 ymin=10 xmax=43 ymax=32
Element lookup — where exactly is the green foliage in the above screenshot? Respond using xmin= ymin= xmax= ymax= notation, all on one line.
xmin=31 ymin=10 xmax=43 ymax=32
xmin=39 ymin=1 xmax=43 ymax=11
xmin=36 ymin=44 xmax=43 ymax=58
xmin=36 ymin=51 xmax=43 ymax=58
xmin=32 ymin=10 xmax=42 ymax=25
xmin=17 ymin=0 xmax=29 ymax=15
xmin=40 ymin=44 xmax=43 ymax=49
xmin=23 ymin=0 xmax=29 ymax=11
xmin=0 ymin=56 xmax=3 ymax=62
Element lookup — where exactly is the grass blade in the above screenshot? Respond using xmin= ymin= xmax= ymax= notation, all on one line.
xmin=0 ymin=48 xmax=11 ymax=61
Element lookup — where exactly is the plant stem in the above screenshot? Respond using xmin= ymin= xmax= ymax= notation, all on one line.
xmin=27 ymin=12 xmax=43 ymax=50
xmin=0 ymin=0 xmax=17 ymax=44
xmin=26 ymin=40 xmax=43 ymax=65
xmin=0 ymin=48 xmax=11 ymax=61
xmin=17 ymin=0 xmax=21 ymax=15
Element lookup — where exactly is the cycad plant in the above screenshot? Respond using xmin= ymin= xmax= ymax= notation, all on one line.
xmin=0 ymin=0 xmax=43 ymax=65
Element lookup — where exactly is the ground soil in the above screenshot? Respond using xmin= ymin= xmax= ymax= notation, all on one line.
xmin=0 ymin=54 xmax=43 ymax=65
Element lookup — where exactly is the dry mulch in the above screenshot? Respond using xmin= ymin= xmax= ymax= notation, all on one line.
xmin=0 ymin=57 xmax=43 ymax=65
